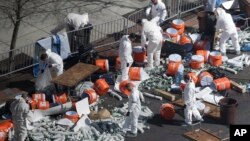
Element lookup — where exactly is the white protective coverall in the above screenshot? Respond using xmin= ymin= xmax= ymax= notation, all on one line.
xmin=123 ymin=88 xmax=141 ymax=134
xmin=145 ymin=0 xmax=167 ymax=25
xmin=141 ymin=19 xmax=163 ymax=69
xmin=119 ymin=35 xmax=133 ymax=81
xmin=215 ymin=8 xmax=240 ymax=55
xmin=51 ymin=13 xmax=89 ymax=33
xmin=10 ymin=97 xmax=29 ymax=141
xmin=45 ymin=49 xmax=64 ymax=78
xmin=183 ymin=80 xmax=202 ymax=124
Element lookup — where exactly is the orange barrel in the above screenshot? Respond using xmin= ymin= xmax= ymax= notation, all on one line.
xmin=115 ymin=57 xmax=121 ymax=71
xmin=190 ymin=55 xmax=204 ymax=69
xmin=0 ymin=120 xmax=13 ymax=141
xmin=179 ymin=34 xmax=192 ymax=45
xmin=82 ymin=88 xmax=98 ymax=104
xmin=209 ymin=51 xmax=222 ymax=66
xmin=32 ymin=93 xmax=46 ymax=102
xmin=166 ymin=28 xmax=178 ymax=43
xmin=167 ymin=62 xmax=181 ymax=76
xmin=133 ymin=46 xmax=146 ymax=63
xmin=129 ymin=67 xmax=141 ymax=81
xmin=188 ymin=72 xmax=198 ymax=84
xmin=199 ymin=71 xmax=213 ymax=86
xmin=93 ymin=79 xmax=110 ymax=96
xmin=95 ymin=59 xmax=109 ymax=72
xmin=28 ymin=100 xmax=37 ymax=110
xmin=119 ymin=80 xmax=135 ymax=96
xmin=54 ymin=93 xmax=68 ymax=104
xmin=37 ymin=101 xmax=49 ymax=110
xmin=196 ymin=50 xmax=210 ymax=62
xmin=168 ymin=54 xmax=182 ymax=63
xmin=65 ymin=111 xmax=79 ymax=123
xmin=211 ymin=77 xmax=231 ymax=91
xmin=172 ymin=19 xmax=185 ymax=35
xmin=160 ymin=103 xmax=175 ymax=120
xmin=194 ymin=40 xmax=211 ymax=51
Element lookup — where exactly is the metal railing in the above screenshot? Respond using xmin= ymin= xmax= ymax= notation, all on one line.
xmin=0 ymin=1 xmax=204 ymax=78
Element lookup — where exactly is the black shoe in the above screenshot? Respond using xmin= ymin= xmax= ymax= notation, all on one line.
xmin=126 ymin=131 xmax=137 ymax=138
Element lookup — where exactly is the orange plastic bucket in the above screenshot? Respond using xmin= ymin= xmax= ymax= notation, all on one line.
xmin=0 ymin=120 xmax=13 ymax=141
xmin=65 ymin=111 xmax=79 ymax=123
xmin=179 ymin=34 xmax=192 ymax=45
xmin=28 ymin=100 xmax=37 ymax=110
xmin=172 ymin=19 xmax=185 ymax=29
xmin=0 ymin=120 xmax=13 ymax=132
xmin=212 ymin=77 xmax=231 ymax=91
xmin=209 ymin=51 xmax=222 ymax=66
xmin=190 ymin=55 xmax=204 ymax=69
xmin=168 ymin=54 xmax=182 ymax=63
xmin=188 ymin=72 xmax=198 ymax=84
xmin=93 ymin=79 xmax=110 ymax=96
xmin=115 ymin=57 xmax=121 ymax=71
xmin=32 ymin=93 xmax=46 ymax=102
xmin=54 ymin=93 xmax=68 ymax=104
xmin=129 ymin=67 xmax=141 ymax=81
xmin=167 ymin=62 xmax=180 ymax=76
xmin=199 ymin=71 xmax=213 ymax=86
xmin=37 ymin=101 xmax=49 ymax=110
xmin=119 ymin=80 xmax=135 ymax=96
xmin=82 ymin=88 xmax=98 ymax=104
xmin=95 ymin=59 xmax=109 ymax=72
xmin=160 ymin=103 xmax=175 ymax=120
xmin=166 ymin=28 xmax=178 ymax=43
xmin=172 ymin=19 xmax=185 ymax=35
xmin=133 ymin=46 xmax=146 ymax=62
xmin=196 ymin=50 xmax=210 ymax=62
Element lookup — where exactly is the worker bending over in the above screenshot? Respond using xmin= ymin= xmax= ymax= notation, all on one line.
xmin=145 ymin=0 xmax=167 ymax=25
xmin=119 ymin=33 xmax=137 ymax=81
xmin=183 ymin=74 xmax=203 ymax=125
xmin=215 ymin=7 xmax=241 ymax=56
xmin=137 ymin=19 xmax=163 ymax=70
xmin=40 ymin=49 xmax=63 ymax=78
xmin=123 ymin=82 xmax=142 ymax=137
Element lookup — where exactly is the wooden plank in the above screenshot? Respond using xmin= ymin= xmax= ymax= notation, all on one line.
xmin=153 ymin=89 xmax=176 ymax=101
xmin=230 ymin=80 xmax=246 ymax=94
xmin=183 ymin=128 xmax=221 ymax=141
xmin=52 ymin=63 xmax=100 ymax=87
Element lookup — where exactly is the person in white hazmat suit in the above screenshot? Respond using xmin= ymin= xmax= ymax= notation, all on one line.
xmin=215 ymin=7 xmax=241 ymax=56
xmin=183 ymin=74 xmax=203 ymax=125
xmin=119 ymin=33 xmax=137 ymax=81
xmin=137 ymin=19 xmax=163 ymax=70
xmin=40 ymin=49 xmax=64 ymax=78
xmin=10 ymin=93 xmax=30 ymax=141
xmin=51 ymin=13 xmax=90 ymax=33
xmin=123 ymin=82 xmax=142 ymax=137
xmin=50 ymin=13 xmax=93 ymax=45
xmin=145 ymin=0 xmax=167 ymax=25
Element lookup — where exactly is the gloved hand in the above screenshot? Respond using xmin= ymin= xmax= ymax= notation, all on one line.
xmin=48 ymin=65 xmax=52 ymax=68
xmin=126 ymin=63 xmax=130 ymax=67
xmin=126 ymin=112 xmax=130 ymax=116
xmin=41 ymin=69 xmax=44 ymax=73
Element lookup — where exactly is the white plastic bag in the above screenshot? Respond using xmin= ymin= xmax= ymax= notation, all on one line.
xmin=35 ymin=68 xmax=52 ymax=91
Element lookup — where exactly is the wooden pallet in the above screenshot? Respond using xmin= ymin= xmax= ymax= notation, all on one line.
xmin=183 ymin=128 xmax=222 ymax=141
